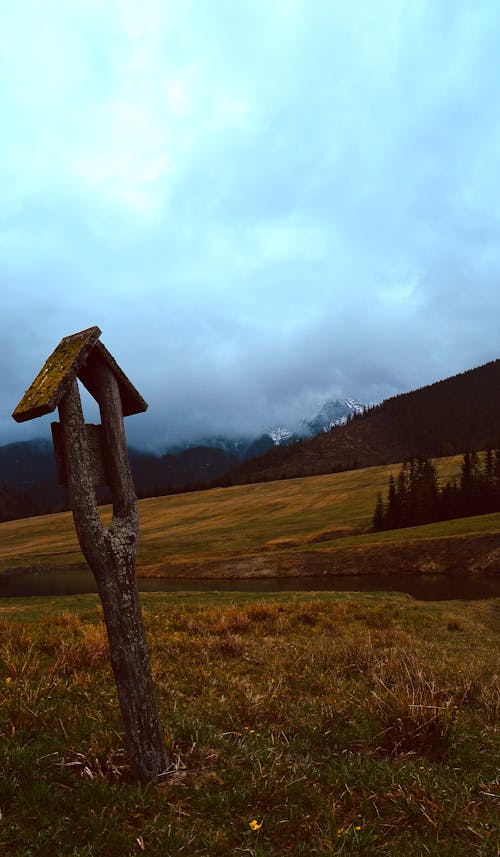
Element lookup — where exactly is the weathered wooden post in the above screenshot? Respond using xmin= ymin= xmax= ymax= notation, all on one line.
xmin=12 ymin=326 xmax=168 ymax=781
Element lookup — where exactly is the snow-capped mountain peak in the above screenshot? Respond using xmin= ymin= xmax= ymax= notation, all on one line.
xmin=302 ymin=398 xmax=368 ymax=436
xmin=268 ymin=426 xmax=294 ymax=446
xmin=162 ymin=397 xmax=371 ymax=458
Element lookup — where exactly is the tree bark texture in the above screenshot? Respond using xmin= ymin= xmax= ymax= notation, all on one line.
xmin=58 ymin=376 xmax=168 ymax=781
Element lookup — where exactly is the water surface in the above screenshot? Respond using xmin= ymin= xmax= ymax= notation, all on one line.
xmin=0 ymin=567 xmax=499 ymax=600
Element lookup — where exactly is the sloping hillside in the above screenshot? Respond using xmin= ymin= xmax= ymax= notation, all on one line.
xmin=222 ymin=359 xmax=500 ymax=484
xmin=3 ymin=453 xmax=500 ymax=582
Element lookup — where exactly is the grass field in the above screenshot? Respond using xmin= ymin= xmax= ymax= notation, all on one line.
xmin=3 ymin=453 xmax=500 ymax=576
xmin=0 ymin=591 xmax=498 ymax=855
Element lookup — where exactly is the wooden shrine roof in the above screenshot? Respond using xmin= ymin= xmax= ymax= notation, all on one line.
xmin=12 ymin=326 xmax=147 ymax=422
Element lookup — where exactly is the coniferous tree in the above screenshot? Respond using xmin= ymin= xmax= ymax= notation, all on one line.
xmin=494 ymin=444 xmax=500 ymax=485
xmin=420 ymin=457 xmax=439 ymax=522
xmin=385 ymin=475 xmax=398 ymax=529
xmin=373 ymin=491 xmax=385 ymax=530
xmin=396 ymin=464 xmax=410 ymax=527
xmin=460 ymin=451 xmax=473 ymax=516
xmin=372 ymin=450 xmax=500 ymax=532
xmin=485 ymin=448 xmax=494 ymax=482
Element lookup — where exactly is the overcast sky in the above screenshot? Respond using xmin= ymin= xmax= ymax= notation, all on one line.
xmin=2 ymin=0 xmax=500 ymax=449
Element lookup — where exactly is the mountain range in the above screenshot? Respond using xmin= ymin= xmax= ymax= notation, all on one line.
xmin=162 ymin=398 xmax=368 ymax=459
xmin=3 ymin=357 xmax=500 ymax=522
xmin=221 ymin=359 xmax=500 ymax=486
xmin=0 ymin=399 xmax=366 ymax=520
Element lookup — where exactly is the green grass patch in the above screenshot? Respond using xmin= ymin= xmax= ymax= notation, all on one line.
xmin=308 ymin=510 xmax=500 ymax=550
xmin=0 ymin=592 xmax=498 ymax=855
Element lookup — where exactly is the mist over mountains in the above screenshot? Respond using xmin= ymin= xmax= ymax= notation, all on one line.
xmin=0 ymin=399 xmax=366 ymax=521
xmin=164 ymin=398 xmax=368 ymax=458
xmin=4 ymin=355 xmax=500 ymax=524
xmin=227 ymin=359 xmax=500 ymax=486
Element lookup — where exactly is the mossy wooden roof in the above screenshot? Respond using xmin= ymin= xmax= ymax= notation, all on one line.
xmin=12 ymin=326 xmax=148 ymax=422
xmin=78 ymin=340 xmax=148 ymax=417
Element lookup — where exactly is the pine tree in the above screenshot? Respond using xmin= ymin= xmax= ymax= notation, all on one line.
xmin=385 ymin=474 xmax=398 ymax=529
xmin=460 ymin=450 xmax=473 ymax=516
xmin=396 ymin=462 xmax=410 ymax=526
xmin=485 ymin=448 xmax=494 ymax=482
xmin=420 ymin=457 xmax=439 ymax=523
xmin=373 ymin=492 xmax=385 ymax=530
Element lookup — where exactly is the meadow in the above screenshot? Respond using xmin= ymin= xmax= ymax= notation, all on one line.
xmin=1 ymin=455 xmax=499 ymax=853
xmin=0 ymin=591 xmax=498 ymax=855
xmin=2 ymin=453 xmax=500 ymax=577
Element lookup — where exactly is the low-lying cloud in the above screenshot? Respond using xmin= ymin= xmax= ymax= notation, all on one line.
xmin=1 ymin=0 xmax=500 ymax=449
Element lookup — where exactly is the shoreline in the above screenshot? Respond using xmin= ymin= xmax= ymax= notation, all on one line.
xmin=4 ymin=530 xmax=500 ymax=580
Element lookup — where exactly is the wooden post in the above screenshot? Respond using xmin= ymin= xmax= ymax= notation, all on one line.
xmin=12 ymin=326 xmax=167 ymax=781
xmin=58 ymin=377 xmax=168 ymax=781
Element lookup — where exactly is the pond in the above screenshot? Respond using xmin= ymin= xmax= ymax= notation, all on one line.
xmin=0 ymin=567 xmax=499 ymax=600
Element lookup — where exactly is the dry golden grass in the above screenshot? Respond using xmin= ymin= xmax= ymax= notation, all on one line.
xmin=2 ymin=453 xmax=500 ymax=578
xmin=0 ymin=592 xmax=498 ymax=855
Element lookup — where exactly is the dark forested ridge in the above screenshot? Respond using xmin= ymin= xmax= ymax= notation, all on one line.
xmin=0 ymin=440 xmax=239 ymax=521
xmin=129 ymin=446 xmax=239 ymax=496
xmin=216 ymin=359 xmax=500 ymax=485
xmin=0 ymin=441 xmax=67 ymax=521
xmin=379 ymin=358 xmax=500 ymax=456
xmin=0 ymin=486 xmax=39 ymax=522
xmin=2 ymin=358 xmax=500 ymax=520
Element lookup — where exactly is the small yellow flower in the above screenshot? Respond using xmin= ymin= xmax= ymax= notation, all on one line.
xmin=5 ymin=677 xmax=12 ymax=685
xmin=355 ymin=825 xmax=361 ymax=831
xmin=249 ymin=819 xmax=262 ymax=830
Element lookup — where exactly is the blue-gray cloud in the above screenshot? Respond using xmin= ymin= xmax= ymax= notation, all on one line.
xmin=1 ymin=0 xmax=500 ymax=448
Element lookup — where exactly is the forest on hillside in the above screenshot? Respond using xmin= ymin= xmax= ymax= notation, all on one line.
xmin=3 ymin=359 xmax=500 ymax=521
xmin=379 ymin=359 xmax=500 ymax=457
xmin=220 ymin=359 xmax=500 ymax=485
xmin=373 ymin=449 xmax=500 ymax=531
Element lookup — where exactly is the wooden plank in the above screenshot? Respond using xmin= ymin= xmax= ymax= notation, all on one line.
xmin=78 ymin=340 xmax=148 ymax=417
xmin=51 ymin=422 xmax=110 ymax=487
xmin=12 ymin=326 xmax=102 ymax=423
